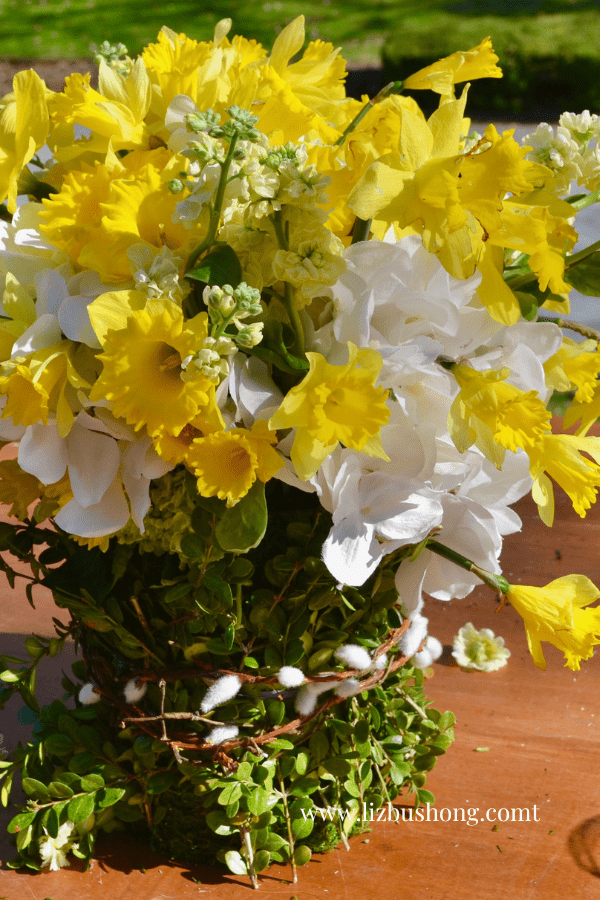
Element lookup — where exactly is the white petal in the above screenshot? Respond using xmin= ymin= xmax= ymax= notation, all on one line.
xmin=66 ymin=425 xmax=120 ymax=508
xmin=11 ymin=313 xmax=61 ymax=357
xmin=122 ymin=469 xmax=151 ymax=530
xmin=34 ymin=269 xmax=69 ymax=317
xmin=54 ymin=478 xmax=129 ymax=537
xmin=18 ymin=421 xmax=67 ymax=484
xmin=58 ymin=296 xmax=102 ymax=348
xmin=322 ymin=517 xmax=381 ymax=586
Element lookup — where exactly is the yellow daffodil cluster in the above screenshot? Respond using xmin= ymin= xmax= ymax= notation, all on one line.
xmin=1 ymin=18 xmax=600 ymax=674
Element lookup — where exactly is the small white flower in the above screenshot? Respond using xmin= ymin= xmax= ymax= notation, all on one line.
xmin=206 ymin=725 xmax=239 ymax=745
xmin=38 ymin=821 xmax=78 ymax=871
xmin=452 ymin=622 xmax=510 ymax=672
xmin=123 ymin=678 xmax=148 ymax=704
xmin=335 ymin=678 xmax=362 ymax=698
xmin=278 ymin=666 xmax=306 ymax=688
xmin=200 ymin=674 xmax=242 ymax=713
xmin=334 ymin=644 xmax=372 ymax=671
xmin=78 ymin=683 xmax=101 ymax=705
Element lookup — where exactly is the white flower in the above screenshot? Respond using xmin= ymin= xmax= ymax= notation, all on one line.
xmin=278 ymin=666 xmax=305 ymax=687
xmin=334 ymin=644 xmax=372 ymax=671
xmin=78 ymin=683 xmax=101 ymax=705
xmin=200 ymin=674 xmax=242 ymax=713
xmin=452 ymin=622 xmax=510 ymax=672
xmin=123 ymin=678 xmax=148 ymax=704
xmin=127 ymin=244 xmax=185 ymax=304
xmin=38 ymin=821 xmax=78 ymax=871
xmin=522 ymin=123 xmax=581 ymax=194
xmin=559 ymin=110 xmax=600 ymax=146
xmin=206 ymin=725 xmax=239 ymax=745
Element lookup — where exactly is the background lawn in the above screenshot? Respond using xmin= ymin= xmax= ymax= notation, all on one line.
xmin=0 ymin=0 xmax=597 ymax=63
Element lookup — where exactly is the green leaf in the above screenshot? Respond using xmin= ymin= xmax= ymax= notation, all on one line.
xmin=206 ymin=810 xmax=236 ymax=835
xmin=215 ymin=480 xmax=268 ymax=553
xmin=7 ymin=811 xmax=37 ymax=834
xmin=294 ymin=844 xmax=312 ymax=866
xmin=295 ymin=751 xmax=309 ymax=776
xmin=44 ymin=733 xmax=75 ymax=756
xmin=186 ymin=243 xmax=242 ymax=289
xmin=48 ymin=781 xmax=75 ymax=799
xmin=264 ymin=698 xmax=285 ymax=727
xmin=266 ymin=738 xmax=294 ymax=752
xmin=417 ymin=789 xmax=436 ymax=805
xmin=513 ymin=291 xmax=538 ymax=321
xmin=291 ymin=816 xmax=314 ymax=840
xmin=68 ymin=752 xmax=98 ymax=774
xmin=566 ymin=251 xmax=600 ymax=296
xmin=323 ymin=757 xmax=352 ymax=778
xmin=0 ymin=669 xmax=22 ymax=684
xmin=224 ymin=849 xmax=248 ymax=876
xmin=247 ymin=787 xmax=272 ymax=816
xmin=289 ymin=777 xmax=319 ymax=797
xmin=244 ymin=656 xmax=260 ymax=669
xmin=15 ymin=823 xmax=33 ymax=851
xmin=80 ymin=773 xmax=105 ymax=792
xmin=246 ymin=317 xmax=309 ymax=375
xmin=218 ymin=782 xmax=243 ymax=807
xmin=253 ymin=849 xmax=271 ymax=872
xmin=21 ymin=777 xmax=50 ymax=801
xmin=308 ymin=730 xmax=329 ymax=763
xmin=438 ymin=711 xmax=456 ymax=732
xmin=67 ymin=793 xmax=95 ymax=823
xmin=97 ymin=787 xmax=126 ymax=808
xmin=147 ymin=771 xmax=177 ymax=794
xmin=354 ymin=720 xmax=370 ymax=744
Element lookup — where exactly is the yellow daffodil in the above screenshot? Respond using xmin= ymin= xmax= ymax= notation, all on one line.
xmin=89 ymin=299 xmax=218 ymax=438
xmin=506 ymin=575 xmax=600 ymax=671
xmin=186 ymin=419 xmax=283 ymax=506
xmin=403 ymin=37 xmax=502 ymax=97
xmin=544 ymin=337 xmax=600 ymax=403
xmin=268 ymin=342 xmax=390 ymax=480
xmin=529 ymin=433 xmax=600 ymax=525
xmin=40 ymin=148 xmax=201 ymax=283
xmin=0 ymin=69 xmax=50 ymax=213
xmin=448 ymin=364 xmax=551 ymax=468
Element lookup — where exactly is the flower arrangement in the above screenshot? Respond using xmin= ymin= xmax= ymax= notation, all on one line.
xmin=1 ymin=16 xmax=600 ymax=887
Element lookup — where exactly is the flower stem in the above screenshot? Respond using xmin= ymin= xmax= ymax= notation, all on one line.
xmin=185 ymin=132 xmax=240 ymax=273
xmin=426 ymin=540 xmax=510 ymax=595
xmin=271 ymin=211 xmax=305 ymax=358
xmin=277 ymin=762 xmax=298 ymax=884
xmin=242 ymin=826 xmax=259 ymax=889
xmin=537 ymin=315 xmax=600 ymax=342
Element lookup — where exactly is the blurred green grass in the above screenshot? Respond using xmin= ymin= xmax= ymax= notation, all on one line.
xmin=0 ymin=0 xmax=595 ymax=62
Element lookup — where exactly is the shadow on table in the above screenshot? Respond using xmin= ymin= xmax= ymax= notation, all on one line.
xmin=569 ymin=815 xmax=600 ymax=877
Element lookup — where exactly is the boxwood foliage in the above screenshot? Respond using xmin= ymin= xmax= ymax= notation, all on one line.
xmin=0 ymin=473 xmax=455 ymax=879
xmin=382 ymin=11 xmax=600 ymax=120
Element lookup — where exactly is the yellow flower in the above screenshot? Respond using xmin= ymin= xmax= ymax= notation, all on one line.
xmin=40 ymin=148 xmax=202 ymax=283
xmin=186 ymin=419 xmax=283 ymax=507
xmin=506 ymin=576 xmax=600 ymax=671
xmin=529 ymin=433 xmax=600 ymax=525
xmin=89 ymin=299 xmax=217 ymax=438
xmin=0 ymin=70 xmax=50 ymax=213
xmin=268 ymin=342 xmax=390 ymax=480
xmin=448 ymin=364 xmax=551 ymax=468
xmin=544 ymin=337 xmax=600 ymax=403
xmin=403 ymin=37 xmax=502 ymax=96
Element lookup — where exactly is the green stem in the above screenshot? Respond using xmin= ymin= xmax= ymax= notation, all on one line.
xmin=566 ymin=189 xmax=600 ymax=211
xmin=351 ymin=217 xmax=372 ymax=244
xmin=271 ymin=211 xmax=305 ymax=358
xmin=426 ymin=540 xmax=510 ymax=595
xmin=537 ymin=315 xmax=600 ymax=342
xmin=277 ymin=762 xmax=297 ymax=884
xmin=504 ymin=237 xmax=600 ymax=293
xmin=185 ymin=132 xmax=240 ymax=273
xmin=334 ymin=81 xmax=403 ymax=148
xmin=241 ymin=826 xmax=259 ymax=889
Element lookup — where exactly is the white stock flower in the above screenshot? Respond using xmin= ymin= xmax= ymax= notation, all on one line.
xmin=452 ymin=622 xmax=510 ymax=672
xmin=522 ymin=123 xmax=581 ymax=194
xmin=127 ymin=243 xmax=185 ymax=303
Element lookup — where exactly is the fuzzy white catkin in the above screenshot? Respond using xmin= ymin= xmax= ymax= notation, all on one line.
xmin=334 ymin=644 xmax=372 ymax=671
xmin=200 ymin=674 xmax=242 ymax=713
xmin=278 ymin=666 xmax=305 ymax=687
xmin=206 ymin=725 xmax=239 ymax=745
xmin=398 ymin=614 xmax=429 ymax=659
xmin=78 ymin=683 xmax=101 ymax=705
xmin=372 ymin=652 xmax=388 ymax=671
xmin=123 ymin=678 xmax=147 ymax=704
xmin=413 ymin=635 xmax=443 ymax=670
xmin=335 ymin=678 xmax=361 ymax=698
xmin=294 ymin=681 xmax=337 ymax=716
